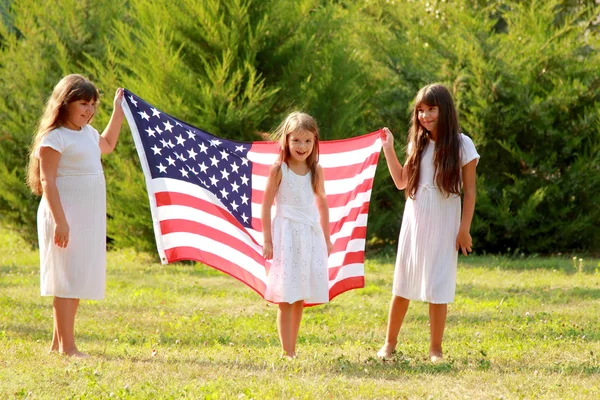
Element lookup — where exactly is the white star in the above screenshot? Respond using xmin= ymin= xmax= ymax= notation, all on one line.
xmin=167 ymin=140 xmax=175 ymax=148
xmin=241 ymin=213 xmax=249 ymax=223
xmin=220 ymin=169 xmax=230 ymax=180
xmin=230 ymin=201 xmax=239 ymax=211
xmin=164 ymin=120 xmax=174 ymax=132
xmin=160 ymin=138 xmax=169 ymax=148
xmin=210 ymin=155 xmax=220 ymax=167
xmin=200 ymin=180 xmax=207 ymax=187
xmin=179 ymin=167 xmax=189 ymax=178
xmin=209 ymin=175 xmax=219 ymax=186
xmin=174 ymin=152 xmax=187 ymax=162
xmin=235 ymin=144 xmax=246 ymax=152
xmin=157 ymin=163 xmax=167 ymax=173
xmin=241 ymin=157 xmax=249 ymax=166
xmin=220 ymin=149 xmax=229 ymax=161
xmin=138 ymin=110 xmax=150 ymax=121
xmin=199 ymin=142 xmax=208 ymax=154
xmin=220 ymin=188 xmax=229 ymax=199
xmin=151 ymin=107 xmax=161 ymax=118
xmin=230 ymin=162 xmax=239 ymax=173
xmin=128 ymin=95 xmax=138 ymax=107
xmin=240 ymin=193 xmax=249 ymax=205
xmin=210 ymin=139 xmax=222 ymax=147
xmin=151 ymin=145 xmax=162 ymax=155
xmin=187 ymin=130 xmax=196 ymax=140
xmin=187 ymin=148 xmax=198 ymax=160
xmin=166 ymin=156 xmax=176 ymax=166
xmin=189 ymin=166 xmax=198 ymax=175
xmin=176 ymin=134 xmax=186 ymax=146
xmin=145 ymin=127 xmax=156 ymax=137
xmin=230 ymin=181 xmax=240 ymax=193
xmin=175 ymin=121 xmax=182 ymax=126
xmin=155 ymin=126 xmax=163 ymax=135
xmin=199 ymin=162 xmax=208 ymax=173
xmin=240 ymin=174 xmax=249 ymax=185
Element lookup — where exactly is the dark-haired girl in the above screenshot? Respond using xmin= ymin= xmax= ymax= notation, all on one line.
xmin=377 ymin=84 xmax=479 ymax=362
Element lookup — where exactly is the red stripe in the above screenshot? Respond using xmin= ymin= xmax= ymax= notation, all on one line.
xmin=248 ymin=130 xmax=382 ymax=156
xmin=328 ymin=251 xmax=365 ymax=280
xmin=331 ymin=226 xmax=367 ymax=253
xmin=328 ymin=276 xmax=364 ymax=302
xmin=165 ymin=247 xmax=267 ymax=296
xmin=155 ymin=191 xmax=260 ymax=246
xmin=251 ymin=152 xmax=379 ymax=180
xmin=160 ymin=219 xmax=265 ymax=266
xmin=251 ymin=178 xmax=374 ymax=209
xmin=320 ymin=130 xmax=383 ymax=154
xmin=330 ymin=203 xmax=369 ymax=236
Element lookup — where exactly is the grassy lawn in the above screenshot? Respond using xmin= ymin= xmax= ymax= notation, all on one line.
xmin=1 ymin=226 xmax=599 ymax=399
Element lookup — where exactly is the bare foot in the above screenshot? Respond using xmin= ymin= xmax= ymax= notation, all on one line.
xmin=48 ymin=346 xmax=59 ymax=354
xmin=62 ymin=349 xmax=90 ymax=358
xmin=377 ymin=344 xmax=396 ymax=359
xmin=281 ymin=351 xmax=296 ymax=360
xmin=429 ymin=352 xmax=443 ymax=363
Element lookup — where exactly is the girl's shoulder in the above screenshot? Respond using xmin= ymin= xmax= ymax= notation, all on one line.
xmin=458 ymin=133 xmax=480 ymax=166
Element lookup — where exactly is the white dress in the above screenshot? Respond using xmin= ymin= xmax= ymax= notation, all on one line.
xmin=36 ymin=125 xmax=107 ymax=300
xmin=392 ymin=133 xmax=479 ymax=304
xmin=264 ymin=162 xmax=329 ymax=304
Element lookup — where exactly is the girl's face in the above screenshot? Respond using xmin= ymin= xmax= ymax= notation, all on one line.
xmin=287 ymin=129 xmax=315 ymax=163
xmin=64 ymin=99 xmax=96 ymax=130
xmin=417 ymin=103 xmax=439 ymax=135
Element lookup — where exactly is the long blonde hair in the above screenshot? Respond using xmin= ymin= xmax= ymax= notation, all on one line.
xmin=272 ymin=111 xmax=321 ymax=195
xmin=26 ymin=74 xmax=100 ymax=195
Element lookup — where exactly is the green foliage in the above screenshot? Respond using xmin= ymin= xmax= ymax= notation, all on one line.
xmin=0 ymin=0 xmax=599 ymax=254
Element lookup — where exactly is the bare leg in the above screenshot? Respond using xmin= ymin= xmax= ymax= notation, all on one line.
xmin=277 ymin=303 xmax=294 ymax=357
xmin=377 ymin=295 xmax=410 ymax=358
xmin=289 ymin=301 xmax=304 ymax=356
xmin=54 ymin=297 xmax=88 ymax=357
xmin=429 ymin=303 xmax=447 ymax=362
xmin=49 ymin=304 xmax=59 ymax=352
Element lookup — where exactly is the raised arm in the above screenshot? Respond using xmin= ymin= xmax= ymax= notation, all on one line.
xmin=39 ymin=147 xmax=69 ymax=248
xmin=456 ymin=159 xmax=477 ymax=255
xmin=382 ymin=127 xmax=409 ymax=190
xmin=261 ymin=163 xmax=282 ymax=259
xmin=99 ymin=88 xmax=125 ymax=154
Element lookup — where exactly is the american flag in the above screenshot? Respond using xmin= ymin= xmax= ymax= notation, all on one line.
xmin=122 ymin=89 xmax=383 ymax=302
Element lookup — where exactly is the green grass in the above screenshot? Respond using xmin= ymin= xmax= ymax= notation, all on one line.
xmin=1 ymin=226 xmax=600 ymax=399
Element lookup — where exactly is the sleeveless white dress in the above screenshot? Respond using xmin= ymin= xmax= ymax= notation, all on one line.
xmin=264 ymin=162 xmax=329 ymax=304
xmin=36 ymin=125 xmax=107 ymax=300
xmin=392 ymin=134 xmax=479 ymax=304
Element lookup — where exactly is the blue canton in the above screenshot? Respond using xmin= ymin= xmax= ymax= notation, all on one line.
xmin=124 ymin=90 xmax=253 ymax=228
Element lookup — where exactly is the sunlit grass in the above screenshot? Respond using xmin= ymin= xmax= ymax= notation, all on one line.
xmin=1 ymin=226 xmax=599 ymax=399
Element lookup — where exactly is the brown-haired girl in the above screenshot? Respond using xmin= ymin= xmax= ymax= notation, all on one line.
xmin=262 ymin=111 xmax=333 ymax=358
xmin=377 ymin=84 xmax=480 ymax=362
xmin=27 ymin=74 xmax=124 ymax=357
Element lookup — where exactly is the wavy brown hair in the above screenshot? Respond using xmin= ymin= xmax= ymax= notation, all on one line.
xmin=405 ymin=84 xmax=461 ymax=199
xmin=272 ymin=111 xmax=322 ymax=195
xmin=26 ymin=74 xmax=100 ymax=195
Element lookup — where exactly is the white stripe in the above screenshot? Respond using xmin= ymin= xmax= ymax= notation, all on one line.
xmin=162 ymin=232 xmax=267 ymax=283
xmin=328 ymin=263 xmax=365 ymax=288
xmin=330 ymin=214 xmax=369 ymax=242
xmin=328 ymin=239 xmax=366 ymax=266
xmin=156 ymin=205 xmax=263 ymax=253
xmin=251 ymin=164 xmax=377 ymax=195
xmin=123 ymin=101 xmax=167 ymax=263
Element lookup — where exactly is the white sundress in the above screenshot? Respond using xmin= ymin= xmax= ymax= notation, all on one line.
xmin=36 ymin=125 xmax=107 ymax=300
xmin=264 ymin=162 xmax=329 ymax=304
xmin=392 ymin=133 xmax=479 ymax=304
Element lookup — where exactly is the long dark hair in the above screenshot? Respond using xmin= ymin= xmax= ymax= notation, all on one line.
xmin=405 ymin=83 xmax=461 ymax=199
